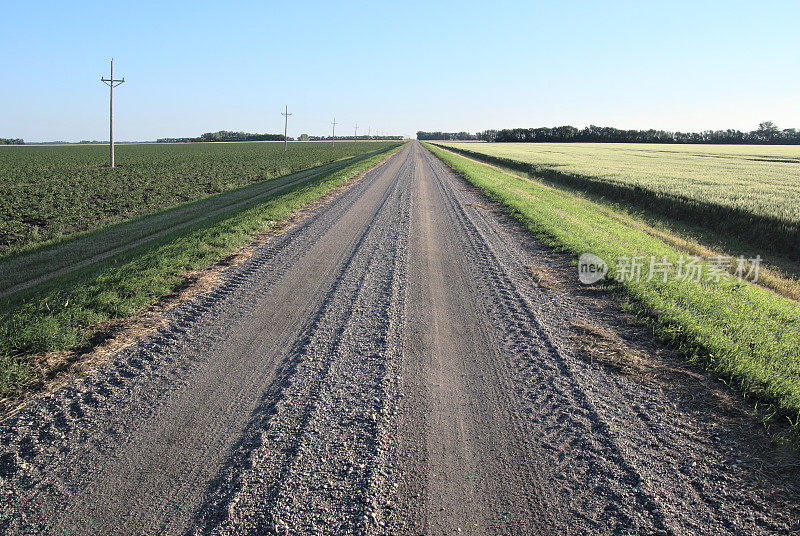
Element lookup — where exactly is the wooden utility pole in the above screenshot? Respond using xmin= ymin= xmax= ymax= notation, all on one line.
xmin=354 ymin=123 xmax=358 ymax=142
xmin=331 ymin=117 xmax=338 ymax=147
xmin=101 ymin=58 xmax=125 ymax=168
xmin=281 ymin=105 xmax=292 ymax=151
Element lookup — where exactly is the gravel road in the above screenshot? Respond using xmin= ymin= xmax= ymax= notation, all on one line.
xmin=1 ymin=142 xmax=798 ymax=535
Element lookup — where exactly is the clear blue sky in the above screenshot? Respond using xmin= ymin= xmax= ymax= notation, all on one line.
xmin=2 ymin=0 xmax=798 ymax=142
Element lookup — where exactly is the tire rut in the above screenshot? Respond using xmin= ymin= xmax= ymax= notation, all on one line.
xmin=191 ymin=152 xmax=413 ymax=535
xmin=421 ymin=149 xmax=669 ymax=534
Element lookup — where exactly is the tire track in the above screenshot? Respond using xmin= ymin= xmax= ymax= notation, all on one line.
xmin=420 ymin=149 xmax=668 ymax=533
xmin=192 ymin=152 xmax=413 ymax=535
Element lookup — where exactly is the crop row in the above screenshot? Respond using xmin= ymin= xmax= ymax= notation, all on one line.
xmin=436 ymin=142 xmax=800 ymax=260
xmin=0 ymin=141 xmax=398 ymax=255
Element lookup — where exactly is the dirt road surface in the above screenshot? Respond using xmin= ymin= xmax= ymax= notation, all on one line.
xmin=1 ymin=142 xmax=798 ymax=535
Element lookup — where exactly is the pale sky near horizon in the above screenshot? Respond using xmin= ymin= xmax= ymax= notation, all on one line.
xmin=1 ymin=0 xmax=798 ymax=142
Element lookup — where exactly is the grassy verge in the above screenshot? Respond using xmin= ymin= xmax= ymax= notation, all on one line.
xmin=0 ymin=144 xmax=403 ymax=394
xmin=424 ymin=143 xmax=800 ymax=432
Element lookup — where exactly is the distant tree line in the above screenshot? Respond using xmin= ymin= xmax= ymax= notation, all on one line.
xmin=416 ymin=131 xmax=479 ymax=141
xmin=419 ymin=122 xmax=800 ymax=144
xmin=157 ymin=131 xmax=288 ymax=143
xmin=0 ymin=138 xmax=24 ymax=145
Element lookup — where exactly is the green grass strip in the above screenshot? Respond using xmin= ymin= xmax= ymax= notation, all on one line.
xmin=425 ymin=143 xmax=800 ymax=429
xmin=0 ymin=144 xmax=403 ymax=394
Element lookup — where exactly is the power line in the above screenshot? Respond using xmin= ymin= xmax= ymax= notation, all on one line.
xmin=331 ymin=117 xmax=338 ymax=147
xmin=100 ymin=58 xmax=125 ymax=168
xmin=281 ymin=105 xmax=292 ymax=151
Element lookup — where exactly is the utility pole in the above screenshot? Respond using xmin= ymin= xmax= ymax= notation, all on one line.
xmin=101 ymin=58 xmax=125 ymax=168
xmin=331 ymin=117 xmax=338 ymax=147
xmin=367 ymin=126 xmax=371 ymax=140
xmin=281 ymin=105 xmax=292 ymax=151
xmin=354 ymin=123 xmax=358 ymax=142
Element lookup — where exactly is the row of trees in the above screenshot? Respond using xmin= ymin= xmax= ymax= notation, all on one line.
xmin=416 ymin=131 xmax=479 ymax=141
xmin=0 ymin=138 xmax=24 ymax=145
xmin=419 ymin=122 xmax=800 ymax=144
xmin=157 ymin=131 xmax=288 ymax=143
